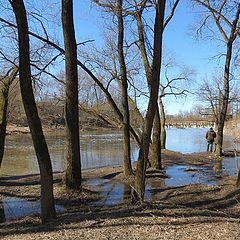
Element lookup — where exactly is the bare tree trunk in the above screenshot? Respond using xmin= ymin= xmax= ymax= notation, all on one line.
xmin=62 ymin=0 xmax=82 ymax=189
xmin=10 ymin=0 xmax=56 ymax=223
xmin=133 ymin=0 xmax=166 ymax=202
xmin=159 ymin=98 xmax=166 ymax=149
xmin=0 ymin=68 xmax=18 ymax=166
xmin=151 ymin=105 xmax=161 ymax=169
xmin=117 ymin=0 xmax=132 ymax=175
xmin=215 ymin=5 xmax=240 ymax=156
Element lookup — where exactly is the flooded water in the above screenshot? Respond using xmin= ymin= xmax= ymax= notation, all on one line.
xmin=0 ymin=197 xmax=64 ymax=222
xmin=1 ymin=127 xmax=239 ymax=221
xmin=84 ymin=158 xmax=238 ymax=207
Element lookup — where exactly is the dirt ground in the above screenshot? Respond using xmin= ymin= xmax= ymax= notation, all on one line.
xmin=0 ymin=150 xmax=240 ymax=239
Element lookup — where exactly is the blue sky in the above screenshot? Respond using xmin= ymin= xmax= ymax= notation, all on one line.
xmin=161 ymin=0 xmax=220 ymax=114
xmin=72 ymin=0 xmax=225 ymax=115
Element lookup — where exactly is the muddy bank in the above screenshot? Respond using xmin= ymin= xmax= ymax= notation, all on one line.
xmin=0 ymin=150 xmax=240 ymax=239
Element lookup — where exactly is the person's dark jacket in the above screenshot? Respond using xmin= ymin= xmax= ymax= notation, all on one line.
xmin=206 ymin=128 xmax=216 ymax=143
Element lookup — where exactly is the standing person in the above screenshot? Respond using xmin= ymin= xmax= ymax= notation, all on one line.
xmin=206 ymin=127 xmax=217 ymax=152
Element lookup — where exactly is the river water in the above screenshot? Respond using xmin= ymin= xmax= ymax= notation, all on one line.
xmin=0 ymin=127 xmax=237 ymax=176
xmin=1 ymin=127 xmax=239 ymax=221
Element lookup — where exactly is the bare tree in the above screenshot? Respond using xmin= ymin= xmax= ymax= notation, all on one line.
xmin=62 ymin=0 xmax=82 ymax=189
xmin=133 ymin=0 xmax=166 ymax=202
xmin=92 ymin=0 xmax=133 ymax=175
xmin=117 ymin=0 xmax=133 ymax=175
xmin=127 ymin=0 xmax=180 ymax=168
xmin=193 ymin=0 xmax=240 ymax=156
xmin=78 ymin=48 xmax=144 ymax=143
xmin=197 ymin=75 xmax=239 ymax=126
xmin=9 ymin=0 xmax=56 ymax=222
xmin=159 ymin=64 xmax=193 ymax=149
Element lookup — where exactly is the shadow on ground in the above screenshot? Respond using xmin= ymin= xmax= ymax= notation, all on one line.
xmin=0 ymin=169 xmax=239 ymax=238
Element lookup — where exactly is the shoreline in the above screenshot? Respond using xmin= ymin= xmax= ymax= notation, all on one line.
xmin=6 ymin=124 xmax=120 ymax=135
xmin=6 ymin=123 xmax=240 ymax=138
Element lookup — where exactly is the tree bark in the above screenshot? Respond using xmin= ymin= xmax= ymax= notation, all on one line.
xmin=151 ymin=105 xmax=161 ymax=169
xmin=62 ymin=0 xmax=82 ymax=189
xmin=0 ymin=68 xmax=18 ymax=166
xmin=159 ymin=98 xmax=166 ymax=149
xmin=132 ymin=0 xmax=166 ymax=202
xmin=117 ymin=0 xmax=133 ymax=176
xmin=10 ymin=0 xmax=56 ymax=223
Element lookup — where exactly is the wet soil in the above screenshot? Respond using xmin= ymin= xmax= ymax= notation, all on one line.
xmin=0 ymin=150 xmax=240 ymax=239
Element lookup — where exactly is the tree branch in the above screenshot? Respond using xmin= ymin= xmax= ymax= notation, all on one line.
xmin=163 ymin=0 xmax=180 ymax=31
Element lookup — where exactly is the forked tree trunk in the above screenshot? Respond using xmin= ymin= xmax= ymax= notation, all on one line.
xmin=117 ymin=0 xmax=132 ymax=175
xmin=62 ymin=0 xmax=82 ymax=189
xmin=136 ymin=10 xmax=162 ymax=169
xmin=132 ymin=0 xmax=166 ymax=202
xmin=0 ymin=68 xmax=18 ymax=166
xmin=10 ymin=0 xmax=56 ymax=223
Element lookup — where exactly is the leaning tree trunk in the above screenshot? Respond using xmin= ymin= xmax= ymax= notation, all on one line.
xmin=117 ymin=0 xmax=133 ymax=176
xmin=215 ymin=6 xmax=240 ymax=156
xmin=132 ymin=0 xmax=166 ymax=202
xmin=10 ymin=0 xmax=56 ymax=223
xmin=150 ymin=105 xmax=161 ymax=169
xmin=159 ymin=98 xmax=166 ymax=149
xmin=0 ymin=68 xmax=18 ymax=166
xmin=62 ymin=0 xmax=82 ymax=189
